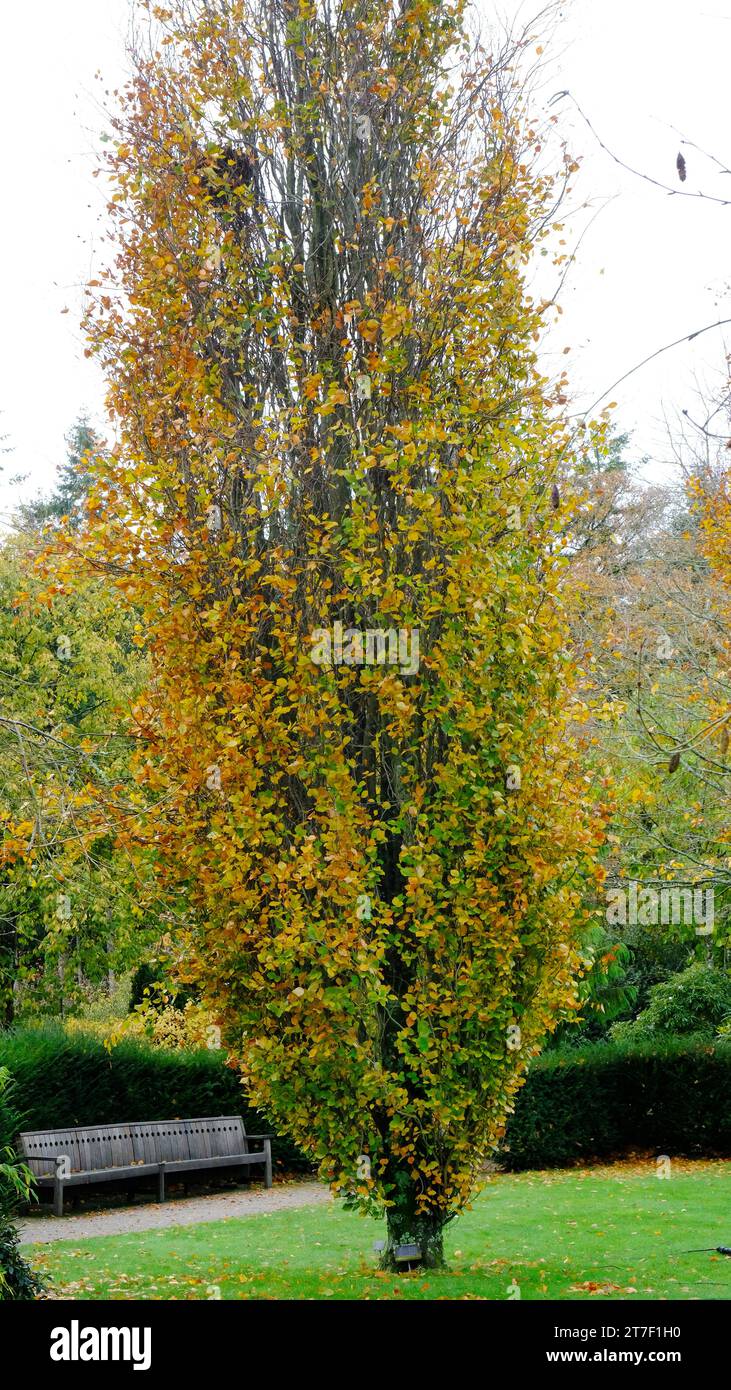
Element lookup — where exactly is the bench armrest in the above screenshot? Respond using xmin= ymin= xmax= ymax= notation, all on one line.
xmin=21 ymin=1152 xmax=70 ymax=1162
xmin=245 ymin=1134 xmax=275 ymax=1141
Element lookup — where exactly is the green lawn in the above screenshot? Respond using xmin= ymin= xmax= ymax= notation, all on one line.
xmin=25 ymin=1160 xmax=731 ymax=1300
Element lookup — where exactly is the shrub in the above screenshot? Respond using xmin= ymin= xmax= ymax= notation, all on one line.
xmin=503 ymin=1036 xmax=731 ymax=1170
xmin=610 ymin=963 xmax=731 ymax=1043
xmin=129 ymin=962 xmax=192 ymax=1013
xmin=0 ymin=1064 xmax=20 ymax=1161
xmin=0 ymin=1025 xmax=308 ymax=1172
xmin=549 ymin=927 xmax=638 ymax=1048
xmin=0 ymin=1211 xmax=45 ymax=1301
xmin=129 ymin=962 xmax=160 ymax=1012
xmin=0 ymin=1068 xmax=45 ymax=1300
xmin=75 ymin=973 xmax=134 ymax=1023
xmin=619 ymin=924 xmax=694 ymax=1014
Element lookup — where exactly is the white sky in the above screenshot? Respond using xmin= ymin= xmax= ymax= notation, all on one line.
xmin=1 ymin=0 xmax=730 ymax=522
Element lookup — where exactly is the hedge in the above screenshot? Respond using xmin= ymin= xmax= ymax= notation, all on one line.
xmin=0 ymin=1025 xmax=309 ymax=1172
xmin=1 ymin=1026 xmax=728 ymax=1180
xmin=502 ymin=1036 xmax=731 ymax=1170
xmin=0 ymin=1066 xmax=21 ymax=1159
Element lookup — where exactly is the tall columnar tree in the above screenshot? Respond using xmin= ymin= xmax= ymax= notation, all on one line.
xmin=76 ymin=0 xmax=606 ymax=1265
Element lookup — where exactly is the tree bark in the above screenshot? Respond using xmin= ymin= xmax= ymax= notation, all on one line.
xmin=380 ymin=1189 xmax=446 ymax=1271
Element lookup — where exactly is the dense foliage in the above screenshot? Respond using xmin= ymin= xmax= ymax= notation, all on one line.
xmin=0 ymin=1068 xmax=45 ymax=1301
xmin=504 ymin=1037 xmax=731 ymax=1170
xmin=0 ymin=427 xmax=156 ymax=1023
xmin=610 ymin=963 xmax=731 ymax=1043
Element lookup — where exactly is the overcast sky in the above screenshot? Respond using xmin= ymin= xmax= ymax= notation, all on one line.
xmin=1 ymin=0 xmax=730 ymax=525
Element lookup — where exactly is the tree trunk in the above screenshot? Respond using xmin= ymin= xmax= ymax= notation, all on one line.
xmin=0 ymin=986 xmax=14 ymax=1029
xmin=380 ymin=1195 xmax=446 ymax=1272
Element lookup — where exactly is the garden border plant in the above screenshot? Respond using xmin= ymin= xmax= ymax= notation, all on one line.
xmin=0 ymin=1066 xmax=45 ymax=1300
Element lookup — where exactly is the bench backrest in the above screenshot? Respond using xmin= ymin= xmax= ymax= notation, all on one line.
xmin=129 ymin=1118 xmax=249 ymax=1164
xmin=18 ymin=1116 xmax=248 ymax=1175
xmin=18 ymin=1126 xmax=134 ymax=1177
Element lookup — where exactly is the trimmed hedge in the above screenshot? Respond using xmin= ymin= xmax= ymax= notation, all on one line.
xmin=0 ymin=1066 xmax=21 ymax=1159
xmin=0 ymin=1026 xmax=309 ymax=1172
xmin=503 ymin=1037 xmax=731 ymax=1170
xmin=1 ymin=1027 xmax=728 ymax=1179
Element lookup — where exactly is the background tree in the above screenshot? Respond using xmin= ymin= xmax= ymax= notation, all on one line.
xmin=0 ymin=429 xmax=155 ymax=1024
xmin=18 ymin=417 xmax=98 ymax=532
xmin=74 ymin=0 xmax=607 ymax=1267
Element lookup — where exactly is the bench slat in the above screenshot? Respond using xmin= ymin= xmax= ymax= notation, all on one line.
xmin=153 ymin=1153 xmax=263 ymax=1175
xmin=129 ymin=1123 xmax=154 ymax=1166
xmin=184 ymin=1119 xmax=210 ymax=1161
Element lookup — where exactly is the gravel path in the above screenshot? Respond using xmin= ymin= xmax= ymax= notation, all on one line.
xmin=19 ymin=1180 xmax=331 ymax=1245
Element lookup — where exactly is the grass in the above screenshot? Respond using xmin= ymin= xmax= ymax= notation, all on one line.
xmin=24 ymin=1159 xmax=731 ymax=1301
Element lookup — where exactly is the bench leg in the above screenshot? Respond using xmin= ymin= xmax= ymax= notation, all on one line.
xmin=158 ymin=1164 xmax=166 ymax=1203
xmin=263 ymin=1140 xmax=272 ymax=1190
xmin=53 ymin=1176 xmax=65 ymax=1218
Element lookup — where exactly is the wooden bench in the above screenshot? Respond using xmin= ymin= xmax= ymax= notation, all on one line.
xmin=18 ymin=1116 xmax=273 ymax=1216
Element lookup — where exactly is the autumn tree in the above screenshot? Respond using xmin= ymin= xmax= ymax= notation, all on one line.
xmin=75 ymin=0 xmax=607 ymax=1266
xmin=0 ymin=430 xmax=153 ymax=1023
